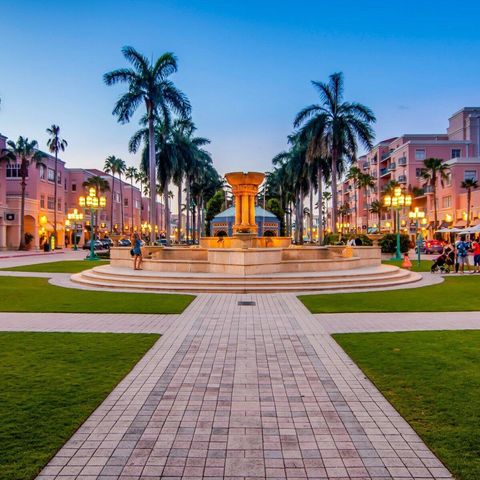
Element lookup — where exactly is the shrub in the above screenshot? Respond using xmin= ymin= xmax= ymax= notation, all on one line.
xmin=24 ymin=233 xmax=34 ymax=245
xmin=379 ymin=233 xmax=410 ymax=254
xmin=323 ymin=233 xmax=343 ymax=245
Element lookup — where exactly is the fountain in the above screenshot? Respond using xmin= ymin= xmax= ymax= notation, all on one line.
xmin=72 ymin=172 xmax=421 ymax=292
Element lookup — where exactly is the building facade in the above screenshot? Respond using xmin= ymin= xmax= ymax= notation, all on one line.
xmin=336 ymin=107 xmax=480 ymax=237
xmin=0 ymin=133 xmax=165 ymax=250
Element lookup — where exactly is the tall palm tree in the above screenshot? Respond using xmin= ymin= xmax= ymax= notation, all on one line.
xmin=461 ymin=178 xmax=478 ymax=227
xmin=104 ymin=46 xmax=190 ymax=241
xmin=356 ymin=172 xmax=376 ymax=232
xmin=125 ymin=166 xmax=138 ymax=232
xmin=346 ymin=165 xmax=362 ymax=232
xmin=46 ymin=125 xmax=68 ymax=246
xmin=369 ymin=199 xmax=383 ymax=233
xmin=1 ymin=137 xmax=46 ymax=250
xmin=421 ymin=158 xmax=450 ymax=230
xmin=82 ymin=176 xmax=110 ymax=240
xmin=115 ymin=157 xmax=127 ymax=232
xmin=294 ymin=72 xmax=376 ymax=232
xmin=104 ymin=155 xmax=119 ymax=232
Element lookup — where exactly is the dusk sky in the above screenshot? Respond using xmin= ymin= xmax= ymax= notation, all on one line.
xmin=1 ymin=0 xmax=480 ymax=176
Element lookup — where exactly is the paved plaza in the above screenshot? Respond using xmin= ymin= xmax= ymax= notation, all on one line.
xmin=24 ymin=293 xmax=451 ymax=480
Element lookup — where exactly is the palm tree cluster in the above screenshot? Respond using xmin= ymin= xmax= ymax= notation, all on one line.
xmin=267 ymin=72 xmax=376 ymax=243
xmin=104 ymin=46 xmax=221 ymax=244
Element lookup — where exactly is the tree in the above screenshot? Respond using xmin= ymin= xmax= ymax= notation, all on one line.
xmin=205 ymin=189 xmax=225 ymax=235
xmin=421 ymin=158 xmax=450 ymax=230
xmin=115 ymin=157 xmax=127 ymax=232
xmin=1 ymin=137 xmax=46 ymax=250
xmin=125 ymin=166 xmax=138 ymax=232
xmin=461 ymin=178 xmax=478 ymax=227
xmin=294 ymin=72 xmax=376 ymax=233
xmin=346 ymin=165 xmax=362 ymax=232
xmin=104 ymin=46 xmax=190 ymax=241
xmin=104 ymin=155 xmax=119 ymax=232
xmin=369 ymin=199 xmax=383 ymax=233
xmin=266 ymin=198 xmax=285 ymax=235
xmin=356 ymin=172 xmax=376 ymax=232
xmin=82 ymin=176 xmax=110 ymax=241
xmin=46 ymin=125 xmax=67 ymax=246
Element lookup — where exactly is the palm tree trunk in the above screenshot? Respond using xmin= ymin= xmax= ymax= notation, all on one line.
xmin=119 ymin=173 xmax=124 ymax=233
xmin=185 ymin=179 xmax=191 ymax=243
xmin=147 ymin=110 xmax=156 ymax=243
xmin=317 ymin=165 xmax=323 ymax=245
xmin=331 ymin=151 xmax=338 ymax=232
xmin=433 ymin=182 xmax=438 ymax=230
xmin=299 ymin=187 xmax=304 ymax=245
xmin=163 ymin=186 xmax=170 ymax=245
xmin=197 ymin=200 xmax=201 ymax=241
xmin=309 ymin=183 xmax=313 ymax=242
xmin=19 ymin=174 xmax=26 ymax=250
xmin=192 ymin=203 xmax=196 ymax=243
xmin=130 ymin=179 xmax=134 ymax=231
xmin=467 ymin=189 xmax=471 ymax=227
xmin=200 ymin=197 xmax=205 ymax=237
xmin=110 ymin=175 xmax=114 ymax=233
xmin=53 ymin=150 xmax=58 ymax=247
xmin=177 ymin=178 xmax=182 ymax=243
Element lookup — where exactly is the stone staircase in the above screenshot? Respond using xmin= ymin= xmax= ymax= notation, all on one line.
xmin=71 ymin=264 xmax=422 ymax=293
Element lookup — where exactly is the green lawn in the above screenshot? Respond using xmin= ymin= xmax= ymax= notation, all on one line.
xmin=334 ymin=330 xmax=480 ymax=480
xmin=383 ymin=259 xmax=432 ymax=272
xmin=0 ymin=332 xmax=159 ymax=480
xmin=0 ymin=260 xmax=109 ymax=273
xmin=300 ymin=275 xmax=480 ymax=313
xmin=0 ymin=277 xmax=193 ymax=313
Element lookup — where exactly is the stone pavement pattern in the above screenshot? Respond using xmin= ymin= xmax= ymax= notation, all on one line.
xmin=36 ymin=293 xmax=452 ymax=480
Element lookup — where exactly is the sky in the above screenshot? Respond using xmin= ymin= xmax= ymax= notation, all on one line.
xmin=1 ymin=0 xmax=480 ymax=178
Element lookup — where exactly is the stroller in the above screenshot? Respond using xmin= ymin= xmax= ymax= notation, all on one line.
xmin=431 ymin=250 xmax=455 ymax=274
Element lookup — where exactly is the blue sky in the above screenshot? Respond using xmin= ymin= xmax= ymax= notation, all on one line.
xmin=1 ymin=0 xmax=479 ymax=176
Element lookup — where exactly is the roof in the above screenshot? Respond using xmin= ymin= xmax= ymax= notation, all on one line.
xmin=212 ymin=206 xmax=279 ymax=221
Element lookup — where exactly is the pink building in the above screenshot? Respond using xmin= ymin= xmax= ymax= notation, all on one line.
xmin=337 ymin=107 xmax=480 ymax=237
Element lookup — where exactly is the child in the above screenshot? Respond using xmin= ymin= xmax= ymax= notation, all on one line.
xmin=402 ymin=252 xmax=412 ymax=270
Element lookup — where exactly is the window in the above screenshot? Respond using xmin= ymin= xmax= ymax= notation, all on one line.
xmin=465 ymin=170 xmax=477 ymax=181
xmin=71 ymin=183 xmax=77 ymax=192
xmin=452 ymin=149 xmax=461 ymax=159
xmin=114 ymin=192 xmax=120 ymax=202
xmin=57 ymin=199 xmax=62 ymax=211
xmin=124 ymin=198 xmax=129 ymax=207
xmin=6 ymin=164 xmax=21 ymax=178
xmin=40 ymin=195 xmax=45 ymax=209
xmin=47 ymin=168 xmax=55 ymax=182
xmin=445 ymin=172 xmax=452 ymax=186
xmin=416 ymin=168 xmax=423 ymax=177
xmin=135 ymin=200 xmax=141 ymax=209
xmin=442 ymin=196 xmax=451 ymax=209
xmin=47 ymin=197 xmax=55 ymax=210
xmin=39 ymin=164 xmax=46 ymax=180
xmin=57 ymin=171 xmax=62 ymax=185
xmin=415 ymin=149 xmax=426 ymax=160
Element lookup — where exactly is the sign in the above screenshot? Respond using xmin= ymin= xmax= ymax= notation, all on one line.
xmin=5 ymin=213 xmax=14 ymax=221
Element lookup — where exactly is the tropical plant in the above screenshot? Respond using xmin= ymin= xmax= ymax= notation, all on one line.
xmin=1 ymin=137 xmax=46 ymax=250
xmin=356 ymin=172 xmax=376 ymax=232
xmin=104 ymin=155 xmax=119 ymax=232
xmin=104 ymin=46 xmax=190 ymax=240
xmin=461 ymin=178 xmax=479 ymax=227
xmin=125 ymin=166 xmax=138 ymax=231
xmin=379 ymin=233 xmax=410 ymax=254
xmin=420 ymin=158 xmax=450 ymax=230
xmin=294 ymin=72 xmax=376 ymax=233
xmin=346 ymin=165 xmax=362 ymax=232
xmin=369 ymin=199 xmax=383 ymax=233
xmin=46 ymin=125 xmax=67 ymax=245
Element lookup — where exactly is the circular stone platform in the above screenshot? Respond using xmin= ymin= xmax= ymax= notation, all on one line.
xmin=71 ymin=264 xmax=422 ymax=293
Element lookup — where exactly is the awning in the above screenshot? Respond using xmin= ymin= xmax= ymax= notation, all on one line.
xmin=454 ymin=219 xmax=467 ymax=228
xmin=470 ymin=218 xmax=480 ymax=226
xmin=436 ymin=227 xmax=464 ymax=234
xmin=438 ymin=222 xmax=451 ymax=229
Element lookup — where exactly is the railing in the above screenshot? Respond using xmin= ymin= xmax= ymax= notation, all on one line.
xmin=363 ymin=162 xmax=370 ymax=170
xmin=381 ymin=151 xmax=392 ymax=160
xmin=398 ymin=175 xmax=407 ymax=183
xmin=389 ymin=162 xmax=396 ymax=170
xmin=380 ymin=167 xmax=389 ymax=176
xmin=398 ymin=156 xmax=407 ymax=166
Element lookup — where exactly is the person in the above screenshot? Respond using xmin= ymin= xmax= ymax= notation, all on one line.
xmin=471 ymin=236 xmax=480 ymax=273
xmin=402 ymin=252 xmax=412 ymax=270
xmin=132 ymin=232 xmax=143 ymax=270
xmin=455 ymin=235 xmax=470 ymax=274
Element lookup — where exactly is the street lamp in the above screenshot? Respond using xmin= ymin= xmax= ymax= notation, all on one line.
xmin=79 ymin=187 xmax=106 ymax=260
xmin=384 ymin=187 xmax=412 ymax=260
xmin=67 ymin=208 xmax=84 ymax=251
xmin=409 ymin=207 xmax=425 ymax=267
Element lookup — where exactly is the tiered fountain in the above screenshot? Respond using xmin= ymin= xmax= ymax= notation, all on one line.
xmin=72 ymin=172 xmax=421 ymax=292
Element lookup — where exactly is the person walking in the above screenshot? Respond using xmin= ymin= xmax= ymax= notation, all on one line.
xmin=456 ymin=235 xmax=470 ymax=274
xmin=472 ymin=236 xmax=480 ymax=273
xmin=132 ymin=232 xmax=143 ymax=270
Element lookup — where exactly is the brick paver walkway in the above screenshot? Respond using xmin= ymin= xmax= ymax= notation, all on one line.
xmin=35 ymin=294 xmax=452 ymax=479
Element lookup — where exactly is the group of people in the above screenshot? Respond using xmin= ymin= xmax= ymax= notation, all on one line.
xmin=432 ymin=235 xmax=480 ymax=274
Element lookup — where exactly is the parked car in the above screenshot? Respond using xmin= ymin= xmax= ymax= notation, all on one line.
xmin=82 ymin=240 xmax=105 ymax=250
xmin=101 ymin=238 xmax=114 ymax=249
xmin=155 ymin=239 xmax=168 ymax=246
xmin=416 ymin=239 xmax=444 ymax=254
xmin=118 ymin=238 xmax=131 ymax=247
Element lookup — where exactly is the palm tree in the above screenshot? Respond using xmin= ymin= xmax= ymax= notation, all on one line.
xmin=125 ymin=166 xmax=138 ymax=232
xmin=104 ymin=155 xmax=119 ymax=232
xmin=46 ymin=125 xmax=68 ymax=245
xmin=421 ymin=158 xmax=450 ymax=230
xmin=356 ymin=172 xmax=376 ymax=232
xmin=294 ymin=72 xmax=376 ymax=233
xmin=369 ymin=199 xmax=383 ymax=233
xmin=346 ymin=165 xmax=362 ymax=232
xmin=115 ymin=157 xmax=127 ymax=232
xmin=461 ymin=178 xmax=479 ymax=227
xmin=1 ymin=137 xmax=46 ymax=250
xmin=82 ymin=176 xmax=110 ymax=241
xmin=104 ymin=46 xmax=190 ymax=241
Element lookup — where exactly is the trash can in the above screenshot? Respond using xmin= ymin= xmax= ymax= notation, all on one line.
xmin=43 ymin=243 xmax=50 ymax=252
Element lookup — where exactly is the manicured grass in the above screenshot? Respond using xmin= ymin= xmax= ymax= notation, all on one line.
xmin=300 ymin=275 xmax=480 ymax=313
xmin=0 ymin=332 xmax=159 ymax=480
xmin=0 ymin=277 xmax=194 ymax=313
xmin=334 ymin=330 xmax=480 ymax=480
xmin=0 ymin=260 xmax=109 ymax=273
xmin=383 ymin=259 xmax=432 ymax=272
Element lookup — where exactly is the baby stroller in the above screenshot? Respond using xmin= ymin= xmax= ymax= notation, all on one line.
xmin=431 ymin=251 xmax=454 ymax=273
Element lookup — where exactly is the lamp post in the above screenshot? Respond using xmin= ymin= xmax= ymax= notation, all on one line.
xmin=79 ymin=187 xmax=106 ymax=261
xmin=67 ymin=208 xmax=84 ymax=251
xmin=383 ymin=187 xmax=412 ymax=260
xmin=409 ymin=207 xmax=425 ymax=267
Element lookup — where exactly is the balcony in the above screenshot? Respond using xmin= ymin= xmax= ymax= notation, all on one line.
xmin=380 ymin=167 xmax=390 ymax=176
xmin=424 ymin=185 xmax=434 ymax=193
xmin=388 ymin=162 xmax=396 ymax=170
xmin=398 ymin=175 xmax=407 ymax=183
xmin=381 ymin=151 xmax=392 ymax=160
xmin=398 ymin=156 xmax=407 ymax=166
xmin=363 ymin=162 xmax=370 ymax=170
